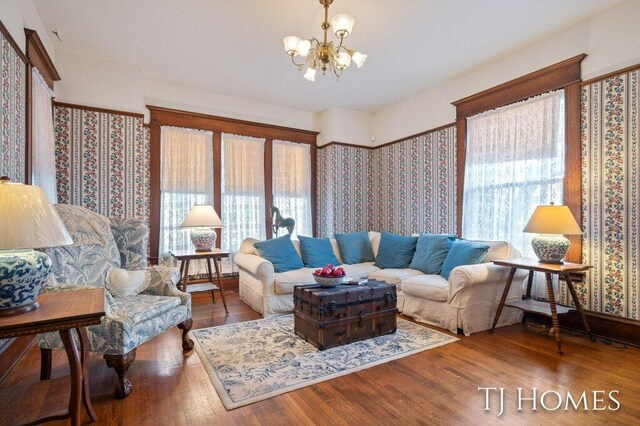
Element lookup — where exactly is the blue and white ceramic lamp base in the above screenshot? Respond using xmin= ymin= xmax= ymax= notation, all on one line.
xmin=0 ymin=249 xmax=53 ymax=316
xmin=190 ymin=228 xmax=217 ymax=252
xmin=531 ymin=234 xmax=571 ymax=264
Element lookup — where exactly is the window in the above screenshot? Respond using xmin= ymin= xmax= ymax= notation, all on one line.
xmin=272 ymin=140 xmax=313 ymax=238
xmin=462 ymin=90 xmax=565 ymax=298
xmin=30 ymin=67 xmax=57 ymax=201
xmin=221 ymin=134 xmax=266 ymax=262
xmin=159 ymin=126 xmax=214 ymax=266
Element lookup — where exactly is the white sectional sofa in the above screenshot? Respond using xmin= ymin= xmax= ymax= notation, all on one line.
xmin=234 ymin=232 xmax=527 ymax=335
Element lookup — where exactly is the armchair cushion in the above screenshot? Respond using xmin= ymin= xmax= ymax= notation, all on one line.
xmin=110 ymin=217 xmax=149 ymax=270
xmin=110 ymin=294 xmax=181 ymax=323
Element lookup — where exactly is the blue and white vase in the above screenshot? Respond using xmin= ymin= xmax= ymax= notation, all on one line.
xmin=190 ymin=228 xmax=217 ymax=252
xmin=0 ymin=249 xmax=52 ymax=316
xmin=531 ymin=235 xmax=570 ymax=264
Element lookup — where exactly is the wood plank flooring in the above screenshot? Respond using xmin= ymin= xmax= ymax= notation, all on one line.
xmin=1 ymin=291 xmax=639 ymax=425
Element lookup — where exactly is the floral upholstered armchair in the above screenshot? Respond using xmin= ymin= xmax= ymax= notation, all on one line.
xmin=38 ymin=204 xmax=193 ymax=398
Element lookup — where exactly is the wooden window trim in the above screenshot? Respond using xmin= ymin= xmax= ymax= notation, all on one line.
xmin=148 ymin=106 xmax=319 ymax=263
xmin=452 ymin=54 xmax=586 ymax=263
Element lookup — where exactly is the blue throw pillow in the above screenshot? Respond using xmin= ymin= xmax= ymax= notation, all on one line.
xmin=440 ymin=239 xmax=490 ymax=280
xmin=253 ymin=234 xmax=304 ymax=273
xmin=409 ymin=233 xmax=456 ymax=274
xmin=374 ymin=232 xmax=418 ymax=269
xmin=298 ymin=236 xmax=341 ymax=268
xmin=334 ymin=231 xmax=375 ymax=264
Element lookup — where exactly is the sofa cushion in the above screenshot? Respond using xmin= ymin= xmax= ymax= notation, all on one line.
xmin=441 ymin=239 xmax=490 ymax=279
xmin=335 ymin=231 xmax=375 ymax=264
xmin=298 ymin=236 xmax=341 ymax=268
xmin=110 ymin=294 xmax=181 ymax=323
xmin=254 ymin=234 xmax=304 ymax=273
xmin=401 ymin=275 xmax=449 ymax=302
xmin=273 ymin=268 xmax=316 ymax=294
xmin=374 ymin=232 xmax=418 ymax=269
xmin=409 ymin=233 xmax=456 ymax=274
xmin=368 ymin=268 xmax=423 ymax=289
xmin=341 ymin=262 xmax=380 ymax=279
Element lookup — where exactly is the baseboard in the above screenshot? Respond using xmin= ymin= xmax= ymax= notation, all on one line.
xmin=525 ymin=310 xmax=640 ymax=348
xmin=0 ymin=336 xmax=36 ymax=382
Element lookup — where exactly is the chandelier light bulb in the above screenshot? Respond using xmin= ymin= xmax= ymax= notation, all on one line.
xmin=296 ymin=39 xmax=311 ymax=57
xmin=351 ymin=51 xmax=367 ymax=68
xmin=283 ymin=36 xmax=301 ymax=55
xmin=303 ymin=67 xmax=317 ymax=82
xmin=330 ymin=13 xmax=355 ymax=38
xmin=336 ymin=51 xmax=351 ymax=70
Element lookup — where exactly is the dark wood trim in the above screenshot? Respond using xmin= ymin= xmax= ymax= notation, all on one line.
xmin=0 ymin=19 xmax=28 ymax=63
xmin=310 ymin=142 xmax=318 ymax=237
xmin=24 ymin=29 xmax=60 ymax=90
xmin=452 ymin=55 xmax=587 ymax=251
xmin=148 ymin=124 xmax=162 ymax=264
xmin=25 ymin=60 xmax=33 ymax=184
xmin=147 ymin=105 xmax=319 ymax=143
xmin=53 ymin=101 xmax=145 ymax=119
xmin=318 ymin=141 xmax=373 ymax=150
xmin=527 ymin=309 xmax=640 ymax=348
xmin=0 ymin=336 xmax=35 ymax=382
xmin=564 ymin=82 xmax=583 ymax=263
xmin=213 ymin=133 xmax=222 ymax=248
xmin=581 ymin=62 xmax=640 ymax=86
xmin=143 ymin=123 xmax=151 ymax=129
xmin=455 ymin=118 xmax=466 ymax=237
xmin=452 ymin=54 xmax=586 ymax=119
xmin=264 ymin=139 xmax=274 ymax=239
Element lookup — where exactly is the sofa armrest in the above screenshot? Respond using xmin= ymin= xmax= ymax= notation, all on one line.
xmin=142 ymin=266 xmax=191 ymax=309
xmin=447 ymin=263 xmax=528 ymax=300
xmin=234 ymin=252 xmax=275 ymax=293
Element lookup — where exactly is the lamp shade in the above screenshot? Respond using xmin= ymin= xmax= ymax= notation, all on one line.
xmin=523 ymin=205 xmax=582 ymax=235
xmin=180 ymin=205 xmax=223 ymax=228
xmin=0 ymin=179 xmax=72 ymax=250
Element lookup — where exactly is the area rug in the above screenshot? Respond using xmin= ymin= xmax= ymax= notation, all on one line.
xmin=192 ymin=315 xmax=458 ymax=409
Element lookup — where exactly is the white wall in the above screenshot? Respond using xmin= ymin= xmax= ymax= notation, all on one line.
xmin=373 ymin=0 xmax=640 ymax=144
xmin=317 ymin=107 xmax=373 ymax=146
xmin=0 ymin=0 xmax=54 ymax=59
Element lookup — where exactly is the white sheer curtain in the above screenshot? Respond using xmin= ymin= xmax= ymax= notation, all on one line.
xmin=159 ymin=126 xmax=214 ymax=271
xmin=221 ymin=134 xmax=266 ymax=270
xmin=31 ymin=68 xmax=57 ymax=202
xmin=272 ymin=140 xmax=313 ymax=238
xmin=462 ymin=90 xmax=565 ymax=299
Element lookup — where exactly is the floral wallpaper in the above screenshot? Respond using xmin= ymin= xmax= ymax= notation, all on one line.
xmin=579 ymin=69 xmax=639 ymax=320
xmin=316 ymin=144 xmax=370 ymax=237
xmin=0 ymin=30 xmax=26 ymax=183
xmin=316 ymin=125 xmax=457 ymax=238
xmin=54 ymin=105 xmax=150 ymax=223
xmin=368 ymin=126 xmax=457 ymax=235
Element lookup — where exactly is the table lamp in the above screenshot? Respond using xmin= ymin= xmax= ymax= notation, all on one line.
xmin=523 ymin=203 xmax=582 ymax=264
xmin=180 ymin=205 xmax=223 ymax=252
xmin=0 ymin=177 xmax=72 ymax=316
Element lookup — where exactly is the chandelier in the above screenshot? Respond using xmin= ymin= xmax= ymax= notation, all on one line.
xmin=283 ymin=0 xmax=367 ymax=82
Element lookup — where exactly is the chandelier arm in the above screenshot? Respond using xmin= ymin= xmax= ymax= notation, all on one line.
xmin=290 ymin=55 xmax=308 ymax=70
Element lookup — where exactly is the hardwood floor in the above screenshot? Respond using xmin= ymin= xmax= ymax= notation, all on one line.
xmin=1 ymin=291 xmax=639 ymax=425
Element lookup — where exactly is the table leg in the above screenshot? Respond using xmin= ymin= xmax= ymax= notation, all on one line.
xmin=77 ymin=327 xmax=97 ymax=422
xmin=182 ymin=260 xmax=191 ymax=293
xmin=178 ymin=260 xmax=186 ymax=292
xmin=213 ymin=257 xmax=229 ymax=315
xmin=564 ymin=273 xmax=594 ymax=341
xmin=525 ymin=270 xmax=535 ymax=300
xmin=491 ymin=267 xmax=516 ymax=333
xmin=545 ymin=273 xmax=563 ymax=354
xmin=59 ymin=329 xmax=83 ymax=425
xmin=206 ymin=259 xmax=216 ymax=304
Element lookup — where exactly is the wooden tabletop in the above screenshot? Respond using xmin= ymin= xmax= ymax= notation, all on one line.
xmin=169 ymin=248 xmax=230 ymax=260
xmin=492 ymin=257 xmax=592 ymax=273
xmin=0 ymin=288 xmax=105 ymax=339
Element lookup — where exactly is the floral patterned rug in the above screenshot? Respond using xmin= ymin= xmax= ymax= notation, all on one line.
xmin=192 ymin=315 xmax=458 ymax=409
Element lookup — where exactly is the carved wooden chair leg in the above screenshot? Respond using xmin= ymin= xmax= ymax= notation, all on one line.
xmin=104 ymin=349 xmax=137 ymax=398
xmin=178 ymin=318 xmax=194 ymax=352
xmin=40 ymin=347 xmax=52 ymax=380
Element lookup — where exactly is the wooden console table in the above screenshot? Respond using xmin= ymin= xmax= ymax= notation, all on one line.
xmin=170 ymin=249 xmax=229 ymax=315
xmin=0 ymin=288 xmax=105 ymax=425
xmin=491 ymin=258 xmax=593 ymax=354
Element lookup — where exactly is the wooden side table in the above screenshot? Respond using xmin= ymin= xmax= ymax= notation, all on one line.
xmin=170 ymin=249 xmax=229 ymax=315
xmin=0 ymin=287 xmax=105 ymax=425
xmin=491 ymin=258 xmax=593 ymax=354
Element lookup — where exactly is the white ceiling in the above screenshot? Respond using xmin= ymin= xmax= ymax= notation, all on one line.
xmin=34 ymin=0 xmax=618 ymax=113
